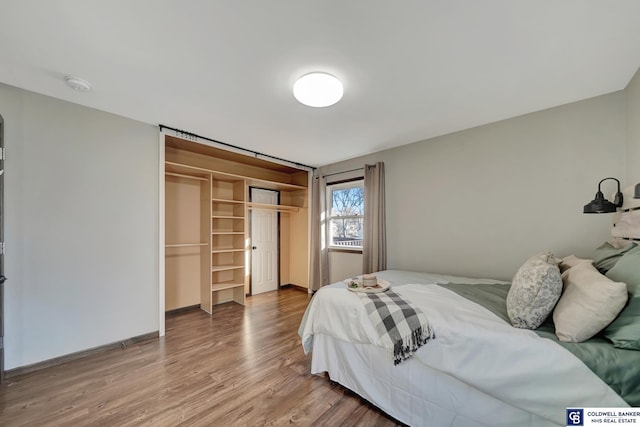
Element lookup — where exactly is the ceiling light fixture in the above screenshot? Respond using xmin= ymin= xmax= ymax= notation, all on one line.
xmin=64 ymin=76 xmax=92 ymax=92
xmin=293 ymin=72 xmax=343 ymax=107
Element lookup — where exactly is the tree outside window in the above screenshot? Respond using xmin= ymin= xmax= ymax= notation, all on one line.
xmin=327 ymin=180 xmax=364 ymax=249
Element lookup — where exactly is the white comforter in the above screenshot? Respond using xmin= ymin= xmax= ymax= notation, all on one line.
xmin=300 ymin=278 xmax=627 ymax=425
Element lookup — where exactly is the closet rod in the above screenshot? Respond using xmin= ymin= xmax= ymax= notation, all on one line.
xmin=159 ymin=124 xmax=316 ymax=172
xmin=322 ymin=167 xmax=364 ymax=178
xmin=165 ymin=243 xmax=208 ymax=248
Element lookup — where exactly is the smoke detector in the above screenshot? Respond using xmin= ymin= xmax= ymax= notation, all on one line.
xmin=64 ymin=76 xmax=92 ymax=92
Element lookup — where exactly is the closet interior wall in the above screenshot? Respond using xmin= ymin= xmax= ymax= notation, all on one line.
xmin=165 ymin=174 xmax=208 ymax=311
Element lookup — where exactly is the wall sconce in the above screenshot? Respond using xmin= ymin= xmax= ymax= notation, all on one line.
xmin=635 ymin=183 xmax=640 ymax=199
xmin=583 ymin=177 xmax=623 ymax=213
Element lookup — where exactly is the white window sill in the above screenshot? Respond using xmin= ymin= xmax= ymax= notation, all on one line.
xmin=328 ymin=247 xmax=363 ymax=254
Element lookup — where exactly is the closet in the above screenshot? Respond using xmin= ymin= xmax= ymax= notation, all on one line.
xmin=163 ymin=135 xmax=310 ymax=314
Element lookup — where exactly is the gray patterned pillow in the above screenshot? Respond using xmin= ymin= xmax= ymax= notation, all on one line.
xmin=507 ymin=253 xmax=562 ymax=329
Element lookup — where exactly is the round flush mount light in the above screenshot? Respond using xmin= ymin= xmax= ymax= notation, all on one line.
xmin=64 ymin=75 xmax=92 ymax=92
xmin=293 ymin=72 xmax=343 ymax=107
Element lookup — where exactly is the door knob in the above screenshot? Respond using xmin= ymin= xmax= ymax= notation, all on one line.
xmin=252 ymin=246 xmax=257 ymax=250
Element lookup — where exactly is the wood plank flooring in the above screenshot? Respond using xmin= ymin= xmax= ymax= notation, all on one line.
xmin=0 ymin=288 xmax=402 ymax=426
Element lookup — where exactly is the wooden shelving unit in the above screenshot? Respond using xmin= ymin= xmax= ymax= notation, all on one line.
xmin=164 ymin=135 xmax=310 ymax=314
xmin=203 ymin=176 xmax=247 ymax=312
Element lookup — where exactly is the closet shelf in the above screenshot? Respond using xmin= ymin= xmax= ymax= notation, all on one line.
xmin=212 ymin=215 xmax=244 ymax=219
xmin=212 ymin=231 xmax=244 ymax=235
xmin=211 ymin=281 xmax=244 ymax=292
xmin=165 ymin=243 xmax=208 ymax=248
xmin=165 ymin=161 xmax=307 ymax=192
xmin=212 ymin=197 xmax=244 ymax=204
xmin=212 ymin=265 xmax=244 ymax=272
xmin=165 ymin=172 xmax=208 ymax=182
xmin=165 ymin=162 xmax=211 ymax=179
xmin=212 ymin=248 xmax=245 ymax=254
xmin=247 ymin=202 xmax=300 ymax=212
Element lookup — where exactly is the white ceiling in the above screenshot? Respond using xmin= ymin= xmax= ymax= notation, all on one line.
xmin=1 ymin=1 xmax=639 ymax=167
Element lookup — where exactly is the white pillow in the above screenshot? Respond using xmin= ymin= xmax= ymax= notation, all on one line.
xmin=559 ymin=255 xmax=592 ymax=273
xmin=507 ymin=253 xmax=562 ymax=329
xmin=553 ymin=262 xmax=628 ymax=342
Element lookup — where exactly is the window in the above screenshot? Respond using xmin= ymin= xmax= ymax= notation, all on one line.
xmin=327 ymin=180 xmax=364 ymax=250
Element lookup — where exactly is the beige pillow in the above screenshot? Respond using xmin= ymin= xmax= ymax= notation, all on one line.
xmin=559 ymin=255 xmax=592 ymax=273
xmin=553 ymin=262 xmax=628 ymax=342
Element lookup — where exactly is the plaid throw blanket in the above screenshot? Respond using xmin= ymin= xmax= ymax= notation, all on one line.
xmin=358 ymin=289 xmax=435 ymax=365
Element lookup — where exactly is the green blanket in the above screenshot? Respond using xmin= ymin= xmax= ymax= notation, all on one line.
xmin=439 ymin=282 xmax=640 ymax=406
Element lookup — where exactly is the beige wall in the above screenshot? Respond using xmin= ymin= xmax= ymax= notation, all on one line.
xmin=0 ymin=83 xmax=158 ymax=369
xmin=329 ymin=252 xmax=363 ymax=283
xmin=319 ymin=92 xmax=626 ymax=281
xmin=626 ymin=67 xmax=640 ymax=185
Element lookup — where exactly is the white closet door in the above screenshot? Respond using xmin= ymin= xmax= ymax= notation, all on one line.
xmin=251 ymin=189 xmax=278 ymax=295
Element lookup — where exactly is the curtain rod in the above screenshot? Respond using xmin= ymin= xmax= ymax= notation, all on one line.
xmin=322 ymin=167 xmax=365 ymax=178
xmin=159 ymin=124 xmax=315 ymax=171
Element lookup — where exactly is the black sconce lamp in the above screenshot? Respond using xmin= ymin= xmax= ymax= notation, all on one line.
xmin=636 ymin=183 xmax=640 ymax=199
xmin=583 ymin=177 xmax=623 ymax=214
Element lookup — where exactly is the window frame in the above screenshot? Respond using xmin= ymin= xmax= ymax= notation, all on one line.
xmin=326 ymin=178 xmax=365 ymax=252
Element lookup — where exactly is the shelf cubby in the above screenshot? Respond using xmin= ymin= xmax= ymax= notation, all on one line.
xmin=212 ymin=217 xmax=245 ymax=236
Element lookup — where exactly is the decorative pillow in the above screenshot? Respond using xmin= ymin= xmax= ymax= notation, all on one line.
xmin=553 ymin=262 xmax=628 ymax=342
xmin=593 ymin=241 xmax=636 ymax=273
xmin=559 ymin=255 xmax=592 ymax=273
xmin=609 ymin=238 xmax=633 ymax=249
xmin=507 ymin=253 xmax=562 ymax=329
xmin=604 ymin=244 xmax=640 ymax=350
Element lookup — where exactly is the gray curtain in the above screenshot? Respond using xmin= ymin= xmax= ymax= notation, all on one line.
xmin=363 ymin=162 xmax=386 ymax=274
xmin=310 ymin=175 xmax=329 ymax=291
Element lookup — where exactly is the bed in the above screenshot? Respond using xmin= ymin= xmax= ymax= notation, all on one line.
xmin=299 ymin=187 xmax=640 ymax=427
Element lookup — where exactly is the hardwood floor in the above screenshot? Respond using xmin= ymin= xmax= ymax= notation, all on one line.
xmin=0 ymin=288 xmax=402 ymax=426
